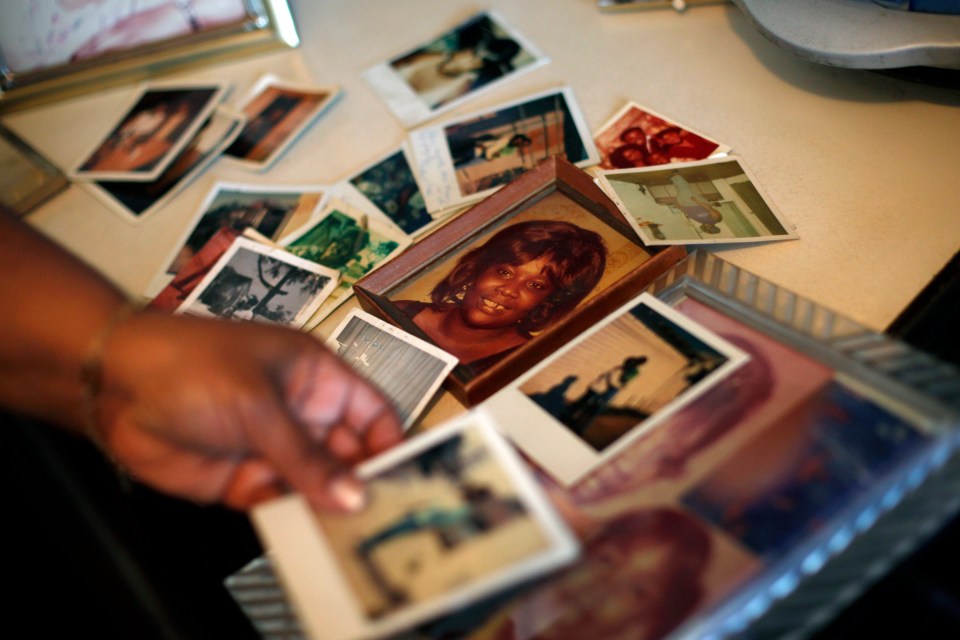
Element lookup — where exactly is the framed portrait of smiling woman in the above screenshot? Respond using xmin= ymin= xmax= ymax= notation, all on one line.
xmin=353 ymin=156 xmax=687 ymax=406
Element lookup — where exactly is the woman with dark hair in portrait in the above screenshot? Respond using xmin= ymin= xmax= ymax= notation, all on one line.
xmin=396 ymin=220 xmax=607 ymax=372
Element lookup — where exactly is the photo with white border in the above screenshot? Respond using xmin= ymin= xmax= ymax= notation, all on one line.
xmin=596 ymin=156 xmax=798 ymax=246
xmin=325 ymin=309 xmax=457 ymax=429
xmin=252 ymin=409 xmax=579 ymax=640
xmin=484 ymin=292 xmax=750 ymax=486
xmin=408 ymin=86 xmax=599 ymax=213
xmin=176 ymin=236 xmax=339 ymax=330
xmin=71 ymin=82 xmax=227 ymax=182
xmin=362 ymin=10 xmax=548 ymax=129
xmin=593 ymin=100 xmax=730 ymax=171
xmin=144 ymin=181 xmax=329 ymax=298
xmin=223 ymin=73 xmax=342 ymax=171
xmin=281 ymin=197 xmax=411 ymax=329
xmin=84 ymin=107 xmax=244 ymax=225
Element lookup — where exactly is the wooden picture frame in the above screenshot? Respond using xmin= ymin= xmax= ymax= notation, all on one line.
xmin=0 ymin=0 xmax=299 ymax=113
xmin=354 ymin=156 xmax=687 ymax=406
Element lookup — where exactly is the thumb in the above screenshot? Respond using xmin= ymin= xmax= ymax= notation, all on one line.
xmin=242 ymin=398 xmax=367 ymax=513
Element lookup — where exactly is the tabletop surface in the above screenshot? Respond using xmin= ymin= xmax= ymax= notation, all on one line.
xmin=5 ymin=0 xmax=959 ymax=338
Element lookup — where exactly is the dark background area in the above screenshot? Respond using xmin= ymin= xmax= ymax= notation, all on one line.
xmin=812 ymin=250 xmax=960 ymax=639
xmin=3 ymin=250 xmax=959 ymax=639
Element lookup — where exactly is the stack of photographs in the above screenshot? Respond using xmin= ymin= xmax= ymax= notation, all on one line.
xmin=70 ymin=83 xmax=241 ymax=223
xmin=145 ymin=182 xmax=330 ymax=298
xmin=70 ymin=74 xmax=343 ymax=223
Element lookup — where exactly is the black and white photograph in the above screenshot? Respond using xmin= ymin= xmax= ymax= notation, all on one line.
xmin=486 ymin=292 xmax=749 ymax=485
xmin=84 ymin=107 xmax=244 ymax=224
xmin=145 ymin=182 xmax=327 ymax=297
xmin=408 ymin=87 xmax=599 ymax=213
xmin=362 ymin=11 xmax=546 ymax=128
xmin=176 ymin=236 xmax=339 ymax=329
xmin=252 ymin=410 xmax=579 ymax=640
xmin=596 ymin=156 xmax=798 ymax=246
xmin=71 ymin=82 xmax=227 ymax=182
xmin=326 ymin=309 xmax=457 ymax=429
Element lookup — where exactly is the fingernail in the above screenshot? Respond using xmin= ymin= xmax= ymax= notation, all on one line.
xmin=329 ymin=475 xmax=366 ymax=512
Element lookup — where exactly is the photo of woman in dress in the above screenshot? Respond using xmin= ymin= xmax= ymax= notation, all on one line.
xmin=395 ymin=220 xmax=607 ymax=373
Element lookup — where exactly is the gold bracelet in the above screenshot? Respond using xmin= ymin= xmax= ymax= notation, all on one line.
xmin=79 ymin=301 xmax=139 ymax=478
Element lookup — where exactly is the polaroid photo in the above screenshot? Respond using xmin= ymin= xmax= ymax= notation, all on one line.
xmin=224 ymin=74 xmax=342 ymax=171
xmin=408 ymin=87 xmax=599 ymax=213
xmin=175 ymin=236 xmax=340 ymax=329
xmin=339 ymin=145 xmax=437 ymax=238
xmin=144 ymin=182 xmax=329 ymax=298
xmin=362 ymin=11 xmax=548 ymax=129
xmin=71 ymin=82 xmax=227 ymax=182
xmin=252 ymin=409 xmax=579 ymax=640
xmin=484 ymin=292 xmax=749 ymax=486
xmin=594 ymin=100 xmax=730 ymax=171
xmin=281 ymin=197 xmax=411 ymax=329
xmin=596 ymin=156 xmax=798 ymax=246
xmin=84 ymin=107 xmax=244 ymax=225
xmin=325 ymin=309 xmax=457 ymax=429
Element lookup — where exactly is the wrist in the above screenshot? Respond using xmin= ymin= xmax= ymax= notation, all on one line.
xmin=79 ymin=301 xmax=140 ymax=458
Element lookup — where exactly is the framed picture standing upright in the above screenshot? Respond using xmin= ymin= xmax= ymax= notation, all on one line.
xmin=0 ymin=0 xmax=299 ymax=112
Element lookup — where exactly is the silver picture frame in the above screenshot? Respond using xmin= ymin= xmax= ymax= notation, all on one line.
xmin=0 ymin=0 xmax=299 ymax=113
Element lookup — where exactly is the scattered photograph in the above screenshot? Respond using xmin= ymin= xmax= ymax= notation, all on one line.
xmin=145 ymin=182 xmax=327 ymax=297
xmin=344 ymin=146 xmax=435 ymax=237
xmin=176 ymin=236 xmax=339 ymax=329
xmin=408 ymin=87 xmax=598 ymax=213
xmin=224 ymin=74 xmax=341 ymax=170
xmin=252 ymin=411 xmax=578 ymax=640
xmin=594 ymin=101 xmax=729 ymax=170
xmin=567 ymin=295 xmax=834 ymax=503
xmin=282 ymin=198 xmax=410 ymax=328
xmin=681 ymin=376 xmax=930 ymax=559
xmin=86 ymin=107 xmax=244 ymax=224
xmin=362 ymin=11 xmax=547 ymax=128
xmin=485 ymin=293 xmax=749 ymax=485
xmin=71 ymin=83 xmax=226 ymax=182
xmin=326 ymin=309 xmax=457 ymax=428
xmin=596 ymin=156 xmax=798 ymax=246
